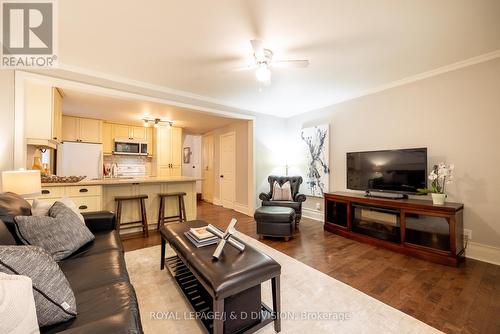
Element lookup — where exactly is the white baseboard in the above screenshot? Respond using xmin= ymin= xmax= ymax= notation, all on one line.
xmin=234 ymin=202 xmax=251 ymax=216
xmin=213 ymin=197 xmax=221 ymax=206
xmin=302 ymin=208 xmax=324 ymax=221
xmin=466 ymin=242 xmax=500 ymax=266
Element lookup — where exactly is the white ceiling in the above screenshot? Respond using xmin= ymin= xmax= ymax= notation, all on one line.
xmin=61 ymin=89 xmax=242 ymax=134
xmin=58 ymin=0 xmax=500 ymax=117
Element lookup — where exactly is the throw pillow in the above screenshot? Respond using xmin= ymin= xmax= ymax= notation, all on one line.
xmin=31 ymin=199 xmax=52 ymax=217
xmin=271 ymin=181 xmax=293 ymax=201
xmin=58 ymin=198 xmax=85 ymax=224
xmin=14 ymin=201 xmax=95 ymax=261
xmin=32 ymin=198 xmax=85 ymax=225
xmin=0 ymin=246 xmax=77 ymax=327
xmin=0 ymin=273 xmax=40 ymax=334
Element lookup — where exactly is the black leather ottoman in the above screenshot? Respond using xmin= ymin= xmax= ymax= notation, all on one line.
xmin=254 ymin=206 xmax=296 ymax=241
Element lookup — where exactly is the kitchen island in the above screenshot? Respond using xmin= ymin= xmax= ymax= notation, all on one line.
xmin=38 ymin=176 xmax=200 ymax=234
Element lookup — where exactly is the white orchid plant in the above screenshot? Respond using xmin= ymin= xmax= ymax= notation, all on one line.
xmin=418 ymin=163 xmax=455 ymax=194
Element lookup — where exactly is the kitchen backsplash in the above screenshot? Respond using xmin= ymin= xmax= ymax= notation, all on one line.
xmin=103 ymin=155 xmax=153 ymax=176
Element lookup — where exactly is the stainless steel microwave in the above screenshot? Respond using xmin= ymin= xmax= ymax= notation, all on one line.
xmin=113 ymin=138 xmax=148 ymax=156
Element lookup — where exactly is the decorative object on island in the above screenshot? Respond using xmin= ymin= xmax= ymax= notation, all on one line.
xmin=1 ymin=170 xmax=41 ymax=197
xmin=206 ymin=219 xmax=246 ymax=259
xmin=300 ymin=124 xmax=330 ymax=197
xmin=40 ymin=175 xmax=86 ymax=183
xmin=418 ymin=162 xmax=455 ymax=205
xmin=324 ymin=191 xmax=464 ymax=266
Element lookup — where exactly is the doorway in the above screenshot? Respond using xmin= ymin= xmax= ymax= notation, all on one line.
xmin=202 ymin=134 xmax=214 ymax=203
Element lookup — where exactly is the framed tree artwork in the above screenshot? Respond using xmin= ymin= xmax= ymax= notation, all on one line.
xmin=300 ymin=124 xmax=330 ymax=197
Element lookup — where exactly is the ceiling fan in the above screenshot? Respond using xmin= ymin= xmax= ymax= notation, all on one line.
xmin=243 ymin=39 xmax=309 ymax=84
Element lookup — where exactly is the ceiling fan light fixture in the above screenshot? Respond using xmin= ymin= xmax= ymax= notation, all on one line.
xmin=255 ymin=64 xmax=271 ymax=83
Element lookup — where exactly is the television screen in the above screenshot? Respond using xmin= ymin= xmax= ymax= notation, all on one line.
xmin=347 ymin=148 xmax=427 ymax=194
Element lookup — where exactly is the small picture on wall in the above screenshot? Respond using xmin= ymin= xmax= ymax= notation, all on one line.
xmin=183 ymin=147 xmax=192 ymax=164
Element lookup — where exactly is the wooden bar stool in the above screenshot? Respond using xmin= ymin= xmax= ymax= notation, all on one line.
xmin=115 ymin=194 xmax=149 ymax=236
xmin=157 ymin=192 xmax=187 ymax=229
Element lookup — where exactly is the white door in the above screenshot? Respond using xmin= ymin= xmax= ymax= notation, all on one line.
xmin=219 ymin=132 xmax=235 ymax=209
xmin=202 ymin=134 xmax=214 ymax=202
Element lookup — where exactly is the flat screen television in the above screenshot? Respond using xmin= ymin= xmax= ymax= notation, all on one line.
xmin=347 ymin=148 xmax=427 ymax=194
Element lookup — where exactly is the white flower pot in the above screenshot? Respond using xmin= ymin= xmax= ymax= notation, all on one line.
xmin=431 ymin=193 xmax=446 ymax=205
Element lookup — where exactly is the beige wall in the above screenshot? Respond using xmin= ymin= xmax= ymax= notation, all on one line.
xmin=0 ymin=70 xmax=15 ymax=189
xmin=286 ymin=58 xmax=500 ymax=249
xmin=209 ymin=120 xmax=250 ymax=207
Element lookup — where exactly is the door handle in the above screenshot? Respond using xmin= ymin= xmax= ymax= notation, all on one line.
xmin=79 ymin=205 xmax=88 ymax=210
xmin=41 ymin=189 xmax=50 ymax=194
xmin=79 ymin=188 xmax=88 ymax=193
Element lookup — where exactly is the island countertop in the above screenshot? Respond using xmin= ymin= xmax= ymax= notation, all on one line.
xmin=41 ymin=176 xmax=202 ymax=187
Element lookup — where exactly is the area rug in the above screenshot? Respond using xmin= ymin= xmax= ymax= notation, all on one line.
xmin=125 ymin=232 xmax=441 ymax=333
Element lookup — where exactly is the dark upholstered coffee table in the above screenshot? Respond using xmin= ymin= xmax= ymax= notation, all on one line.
xmin=160 ymin=220 xmax=281 ymax=334
xmin=254 ymin=206 xmax=296 ymax=241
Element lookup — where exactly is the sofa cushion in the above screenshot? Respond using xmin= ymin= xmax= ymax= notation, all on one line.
xmin=0 ymin=245 xmax=77 ymax=327
xmin=0 ymin=219 xmax=16 ymax=245
xmin=69 ymin=230 xmax=123 ymax=259
xmin=261 ymin=200 xmax=301 ymax=212
xmin=0 ymin=192 xmax=32 ymax=224
xmin=0 ymin=192 xmax=32 ymax=244
xmin=254 ymin=206 xmax=296 ymax=223
xmin=41 ymin=282 xmax=141 ymax=334
xmin=59 ymin=250 xmax=130 ymax=293
xmin=14 ymin=202 xmax=95 ymax=261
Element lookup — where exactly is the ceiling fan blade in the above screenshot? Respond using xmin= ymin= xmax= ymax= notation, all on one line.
xmin=232 ymin=64 xmax=257 ymax=72
xmin=272 ymin=60 xmax=309 ymax=68
xmin=250 ymin=39 xmax=265 ymax=61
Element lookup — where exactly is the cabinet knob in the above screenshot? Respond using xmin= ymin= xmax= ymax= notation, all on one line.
xmin=79 ymin=188 xmax=88 ymax=193
xmin=78 ymin=205 xmax=88 ymax=210
xmin=41 ymin=189 xmax=50 ymax=194
xmin=220 ymin=175 xmax=224 ymax=178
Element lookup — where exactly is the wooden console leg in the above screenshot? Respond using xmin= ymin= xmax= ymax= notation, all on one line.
xmin=271 ymin=276 xmax=281 ymax=332
xmin=160 ymin=238 xmax=166 ymax=270
xmin=213 ymin=298 xmax=224 ymax=334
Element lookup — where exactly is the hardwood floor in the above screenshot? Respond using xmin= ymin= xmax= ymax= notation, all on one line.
xmin=122 ymin=201 xmax=500 ymax=334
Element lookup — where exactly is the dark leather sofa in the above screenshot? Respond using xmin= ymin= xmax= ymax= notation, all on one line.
xmin=0 ymin=192 xmax=143 ymax=334
xmin=259 ymin=176 xmax=306 ymax=224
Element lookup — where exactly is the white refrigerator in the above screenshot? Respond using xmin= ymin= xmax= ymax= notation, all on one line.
xmin=57 ymin=142 xmax=103 ymax=179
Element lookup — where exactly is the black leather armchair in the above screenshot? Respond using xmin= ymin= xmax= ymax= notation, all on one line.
xmin=259 ymin=176 xmax=306 ymax=224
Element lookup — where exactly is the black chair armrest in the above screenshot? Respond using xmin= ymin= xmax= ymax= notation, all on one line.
xmin=82 ymin=211 xmax=116 ymax=233
xmin=294 ymin=193 xmax=307 ymax=203
xmin=259 ymin=192 xmax=272 ymax=201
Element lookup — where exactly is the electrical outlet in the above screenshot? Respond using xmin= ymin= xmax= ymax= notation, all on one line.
xmin=463 ymin=229 xmax=472 ymax=241
xmin=315 ymin=203 xmax=321 ymax=211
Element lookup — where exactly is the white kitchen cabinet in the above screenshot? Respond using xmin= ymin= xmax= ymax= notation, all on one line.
xmin=62 ymin=116 xmax=102 ymax=143
xmin=156 ymin=126 xmax=182 ymax=176
xmin=24 ymin=82 xmax=63 ymax=148
xmin=32 ymin=185 xmax=102 ymax=213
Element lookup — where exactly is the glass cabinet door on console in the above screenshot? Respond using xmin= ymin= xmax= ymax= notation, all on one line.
xmin=325 ymin=199 xmax=348 ymax=228
xmin=352 ymin=204 xmax=401 ymax=243
xmin=402 ymin=211 xmax=453 ymax=253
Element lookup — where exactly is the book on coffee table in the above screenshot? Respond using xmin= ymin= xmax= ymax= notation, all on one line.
xmin=189 ymin=226 xmax=216 ymax=241
xmin=184 ymin=231 xmax=218 ymax=248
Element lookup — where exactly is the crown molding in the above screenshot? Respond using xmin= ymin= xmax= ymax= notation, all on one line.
xmin=56 ymin=62 xmax=260 ymax=115
xmin=288 ymin=49 xmax=500 ymax=117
